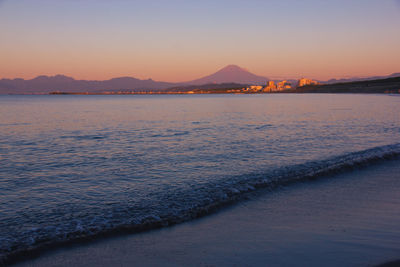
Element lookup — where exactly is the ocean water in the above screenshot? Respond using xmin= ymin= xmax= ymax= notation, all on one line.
xmin=0 ymin=94 xmax=400 ymax=262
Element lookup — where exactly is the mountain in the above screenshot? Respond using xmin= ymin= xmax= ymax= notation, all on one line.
xmin=183 ymin=65 xmax=268 ymax=85
xmin=0 ymin=75 xmax=175 ymax=94
xmin=321 ymin=72 xmax=400 ymax=84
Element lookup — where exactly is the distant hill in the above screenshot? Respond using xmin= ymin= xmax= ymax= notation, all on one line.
xmin=0 ymin=75 xmax=176 ymax=94
xmin=183 ymin=65 xmax=268 ymax=85
xmin=321 ymin=73 xmax=400 ymax=84
xmin=286 ymin=77 xmax=400 ymax=94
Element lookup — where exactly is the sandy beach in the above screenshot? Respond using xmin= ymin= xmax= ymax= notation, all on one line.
xmin=13 ymin=159 xmax=400 ymax=267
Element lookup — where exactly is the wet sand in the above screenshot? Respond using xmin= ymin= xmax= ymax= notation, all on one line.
xmin=15 ymin=159 xmax=400 ymax=267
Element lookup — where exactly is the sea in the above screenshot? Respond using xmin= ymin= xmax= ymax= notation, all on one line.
xmin=1 ymin=94 xmax=400 ymax=263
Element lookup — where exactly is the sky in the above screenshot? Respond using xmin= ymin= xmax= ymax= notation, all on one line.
xmin=1 ymin=0 xmax=400 ymax=82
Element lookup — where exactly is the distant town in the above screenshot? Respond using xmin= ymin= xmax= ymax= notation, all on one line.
xmin=173 ymin=78 xmax=319 ymax=94
xmin=225 ymin=78 xmax=319 ymax=94
xmin=50 ymin=78 xmax=320 ymax=95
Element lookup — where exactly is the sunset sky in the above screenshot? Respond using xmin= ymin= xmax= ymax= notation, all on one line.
xmin=1 ymin=0 xmax=400 ymax=82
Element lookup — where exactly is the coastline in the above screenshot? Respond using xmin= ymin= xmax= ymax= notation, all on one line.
xmin=13 ymin=159 xmax=400 ymax=267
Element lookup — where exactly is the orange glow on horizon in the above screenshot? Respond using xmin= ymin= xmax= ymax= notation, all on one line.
xmin=1 ymin=1 xmax=399 ymax=82
xmin=0 ymin=59 xmax=399 ymax=83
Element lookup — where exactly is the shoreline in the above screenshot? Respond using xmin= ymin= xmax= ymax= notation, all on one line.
xmin=3 ymin=144 xmax=400 ymax=266
xmin=12 ymin=158 xmax=400 ymax=267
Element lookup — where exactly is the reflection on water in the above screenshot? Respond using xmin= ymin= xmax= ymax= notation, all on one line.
xmin=0 ymin=94 xmax=399 ymax=260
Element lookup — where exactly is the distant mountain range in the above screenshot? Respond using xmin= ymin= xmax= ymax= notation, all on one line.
xmin=0 ymin=75 xmax=175 ymax=94
xmin=0 ymin=65 xmax=269 ymax=94
xmin=0 ymin=65 xmax=399 ymax=94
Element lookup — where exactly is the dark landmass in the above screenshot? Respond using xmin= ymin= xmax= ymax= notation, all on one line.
xmin=49 ymin=83 xmax=250 ymax=95
xmin=320 ymin=72 xmax=400 ymax=84
xmin=163 ymin=83 xmax=248 ymax=93
xmin=286 ymin=77 xmax=400 ymax=94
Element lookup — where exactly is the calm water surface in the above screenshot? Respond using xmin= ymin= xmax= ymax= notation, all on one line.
xmin=0 ymin=94 xmax=400 ymax=260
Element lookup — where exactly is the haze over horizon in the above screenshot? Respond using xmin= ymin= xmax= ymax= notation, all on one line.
xmin=1 ymin=0 xmax=400 ymax=81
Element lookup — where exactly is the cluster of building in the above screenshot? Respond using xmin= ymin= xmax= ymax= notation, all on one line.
xmin=262 ymin=80 xmax=292 ymax=92
xmin=241 ymin=78 xmax=319 ymax=93
xmin=297 ymin=78 xmax=319 ymax=87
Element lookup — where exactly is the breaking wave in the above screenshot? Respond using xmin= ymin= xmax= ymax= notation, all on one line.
xmin=2 ymin=143 xmax=400 ymax=265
